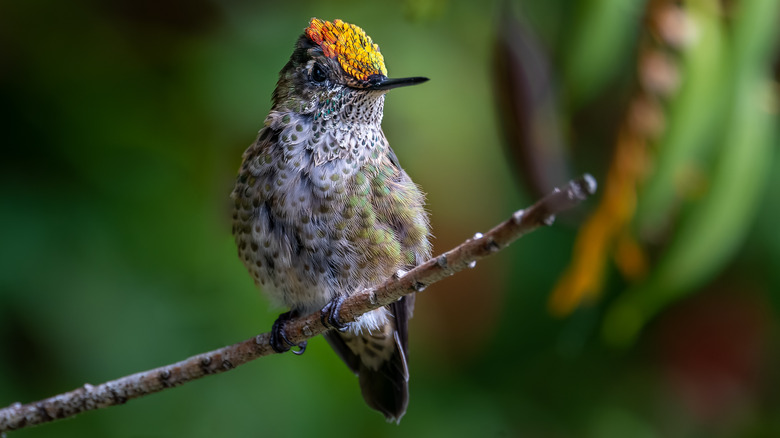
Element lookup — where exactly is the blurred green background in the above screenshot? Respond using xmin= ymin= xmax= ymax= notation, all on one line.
xmin=1 ymin=0 xmax=779 ymax=436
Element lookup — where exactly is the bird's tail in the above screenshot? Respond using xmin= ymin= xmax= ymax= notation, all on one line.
xmin=323 ymin=296 xmax=414 ymax=423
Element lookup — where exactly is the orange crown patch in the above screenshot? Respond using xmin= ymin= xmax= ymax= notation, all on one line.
xmin=305 ymin=18 xmax=388 ymax=81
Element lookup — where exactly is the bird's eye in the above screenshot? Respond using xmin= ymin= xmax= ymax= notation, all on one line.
xmin=311 ymin=64 xmax=327 ymax=83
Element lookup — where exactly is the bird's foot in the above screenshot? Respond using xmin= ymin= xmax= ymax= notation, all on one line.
xmin=270 ymin=311 xmax=307 ymax=355
xmin=320 ymin=294 xmax=348 ymax=332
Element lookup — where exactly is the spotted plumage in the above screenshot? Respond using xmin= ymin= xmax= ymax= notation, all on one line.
xmin=231 ymin=18 xmax=431 ymax=422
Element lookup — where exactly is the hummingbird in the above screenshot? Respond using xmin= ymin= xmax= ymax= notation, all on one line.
xmin=231 ymin=18 xmax=432 ymax=422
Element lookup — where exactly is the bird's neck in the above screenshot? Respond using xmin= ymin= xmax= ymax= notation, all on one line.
xmin=267 ymin=91 xmax=389 ymax=166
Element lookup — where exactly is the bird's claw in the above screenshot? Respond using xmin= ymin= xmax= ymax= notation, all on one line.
xmin=270 ymin=311 xmax=307 ymax=355
xmin=320 ymin=295 xmax=348 ymax=332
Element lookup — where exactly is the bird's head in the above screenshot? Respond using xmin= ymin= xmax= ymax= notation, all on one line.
xmin=272 ymin=18 xmax=427 ymax=121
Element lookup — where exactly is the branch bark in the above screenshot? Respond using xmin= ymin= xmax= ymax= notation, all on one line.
xmin=0 ymin=174 xmax=596 ymax=433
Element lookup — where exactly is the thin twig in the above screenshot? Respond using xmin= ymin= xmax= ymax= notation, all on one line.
xmin=0 ymin=174 xmax=597 ymax=433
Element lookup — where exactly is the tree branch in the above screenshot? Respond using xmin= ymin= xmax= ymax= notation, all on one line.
xmin=0 ymin=174 xmax=597 ymax=433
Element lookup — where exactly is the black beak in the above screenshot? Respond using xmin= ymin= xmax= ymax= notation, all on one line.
xmin=367 ymin=75 xmax=429 ymax=90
